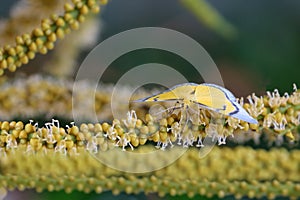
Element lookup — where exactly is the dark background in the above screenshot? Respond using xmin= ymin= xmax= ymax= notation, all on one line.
xmin=98 ymin=0 xmax=300 ymax=97
xmin=2 ymin=0 xmax=300 ymax=200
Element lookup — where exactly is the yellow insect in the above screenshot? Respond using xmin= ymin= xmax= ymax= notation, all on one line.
xmin=133 ymin=83 xmax=258 ymax=124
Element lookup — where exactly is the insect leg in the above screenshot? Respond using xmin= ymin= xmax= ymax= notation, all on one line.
xmin=166 ymin=101 xmax=183 ymax=115
xmin=150 ymin=104 xmax=182 ymax=118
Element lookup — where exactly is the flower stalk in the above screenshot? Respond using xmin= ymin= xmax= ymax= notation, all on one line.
xmin=0 ymin=0 xmax=107 ymax=76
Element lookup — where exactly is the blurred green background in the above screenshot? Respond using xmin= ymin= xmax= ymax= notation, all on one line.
xmin=2 ymin=0 xmax=300 ymax=199
xmin=98 ymin=0 xmax=300 ymax=97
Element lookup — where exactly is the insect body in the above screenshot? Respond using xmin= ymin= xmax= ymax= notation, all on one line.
xmin=133 ymin=83 xmax=258 ymax=124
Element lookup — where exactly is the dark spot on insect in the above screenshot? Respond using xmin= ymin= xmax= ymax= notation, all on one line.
xmin=154 ymin=97 xmax=158 ymax=101
xmin=190 ymin=90 xmax=195 ymax=95
xmin=216 ymin=105 xmax=227 ymax=112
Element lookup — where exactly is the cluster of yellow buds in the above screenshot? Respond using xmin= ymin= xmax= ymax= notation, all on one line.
xmin=1 ymin=144 xmax=300 ymax=199
xmin=0 ymin=0 xmax=107 ymax=76
xmin=0 ymin=81 xmax=298 ymax=198
xmin=0 ymin=77 xmax=299 ymax=150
